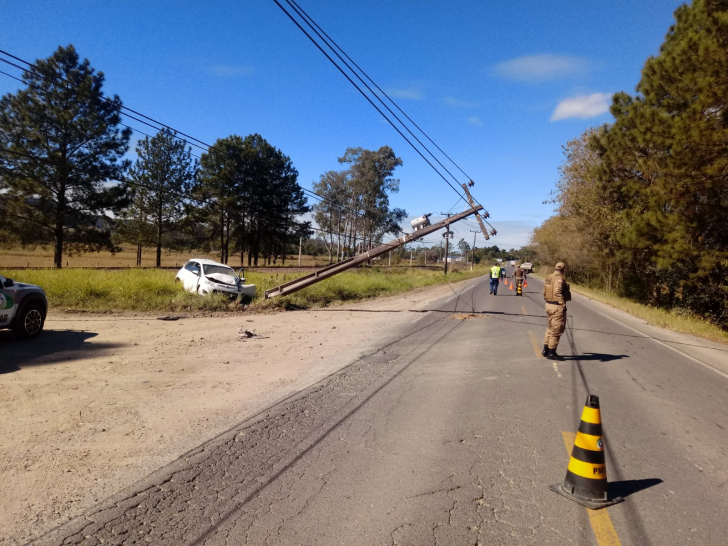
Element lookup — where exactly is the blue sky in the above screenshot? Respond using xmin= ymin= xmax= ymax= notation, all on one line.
xmin=1 ymin=0 xmax=685 ymax=250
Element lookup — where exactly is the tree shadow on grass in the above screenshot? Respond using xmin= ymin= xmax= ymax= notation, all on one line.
xmin=0 ymin=329 xmax=126 ymax=374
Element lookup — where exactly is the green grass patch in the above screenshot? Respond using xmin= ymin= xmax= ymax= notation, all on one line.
xmin=1 ymin=266 xmax=486 ymax=313
xmin=532 ymin=269 xmax=728 ymax=344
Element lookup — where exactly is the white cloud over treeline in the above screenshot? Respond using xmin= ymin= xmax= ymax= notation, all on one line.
xmin=550 ymin=93 xmax=612 ymax=121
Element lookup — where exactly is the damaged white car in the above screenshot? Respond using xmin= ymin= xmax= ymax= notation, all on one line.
xmin=175 ymin=259 xmax=256 ymax=300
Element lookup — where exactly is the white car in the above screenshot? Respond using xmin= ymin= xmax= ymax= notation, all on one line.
xmin=175 ymin=259 xmax=256 ymax=300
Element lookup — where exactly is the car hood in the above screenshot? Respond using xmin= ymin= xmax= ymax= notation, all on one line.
xmin=7 ymin=282 xmax=43 ymax=291
xmin=205 ymin=273 xmax=238 ymax=286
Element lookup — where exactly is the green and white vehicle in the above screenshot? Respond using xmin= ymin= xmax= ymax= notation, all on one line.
xmin=0 ymin=273 xmax=48 ymax=338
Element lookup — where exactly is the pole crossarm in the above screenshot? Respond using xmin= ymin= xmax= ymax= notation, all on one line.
xmin=264 ymin=204 xmax=483 ymax=298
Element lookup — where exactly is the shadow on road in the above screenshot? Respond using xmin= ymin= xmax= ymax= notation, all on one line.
xmin=564 ymin=353 xmax=630 ymax=362
xmin=0 ymin=329 xmax=125 ymax=374
xmin=609 ymin=478 xmax=663 ymax=499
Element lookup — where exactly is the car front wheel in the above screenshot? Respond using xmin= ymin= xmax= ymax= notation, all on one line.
xmin=13 ymin=302 xmax=45 ymax=339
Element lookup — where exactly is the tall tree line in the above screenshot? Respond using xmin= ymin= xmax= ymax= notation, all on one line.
xmin=0 ymin=45 xmax=311 ymax=267
xmin=533 ymin=0 xmax=728 ymax=328
xmin=312 ymin=146 xmax=407 ymax=263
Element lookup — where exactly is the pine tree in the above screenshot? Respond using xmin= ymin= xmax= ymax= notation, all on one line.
xmin=0 ymin=45 xmax=131 ymax=268
xmin=125 ymin=129 xmax=197 ymax=267
xmin=590 ymin=0 xmax=728 ymax=320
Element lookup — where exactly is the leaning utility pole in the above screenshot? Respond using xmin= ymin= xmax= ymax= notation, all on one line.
xmin=265 ymin=204 xmax=482 ymax=298
xmin=462 ymin=182 xmax=496 ymax=240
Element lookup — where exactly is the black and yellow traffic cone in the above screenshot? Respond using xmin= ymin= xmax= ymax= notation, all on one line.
xmin=550 ymin=395 xmax=624 ymax=509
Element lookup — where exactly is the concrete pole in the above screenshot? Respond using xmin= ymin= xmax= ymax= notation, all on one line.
xmin=389 ymin=250 xmax=391 ymax=266
xmin=470 ymin=230 xmax=478 ymax=271
xmin=298 ymin=236 xmax=302 ymax=266
xmin=410 ymin=249 xmax=413 ymax=267
xmin=444 ymin=235 xmax=449 ymax=275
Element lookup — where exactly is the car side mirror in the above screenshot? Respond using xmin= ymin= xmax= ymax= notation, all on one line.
xmin=3 ymin=278 xmax=14 ymax=287
xmin=238 ymin=268 xmax=245 ymax=279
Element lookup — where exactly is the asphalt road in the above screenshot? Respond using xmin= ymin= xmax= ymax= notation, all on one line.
xmin=35 ymin=271 xmax=728 ymax=545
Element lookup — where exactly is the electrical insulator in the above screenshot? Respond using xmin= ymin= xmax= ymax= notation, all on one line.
xmin=468 ymin=180 xmax=475 ymax=187
xmin=490 ymin=228 xmax=497 ymax=236
xmin=482 ymin=211 xmax=490 ymax=219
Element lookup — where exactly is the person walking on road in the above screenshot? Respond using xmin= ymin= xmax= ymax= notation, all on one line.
xmin=542 ymin=262 xmax=571 ymax=361
xmin=489 ymin=262 xmax=501 ymax=295
xmin=512 ymin=265 xmax=526 ymax=296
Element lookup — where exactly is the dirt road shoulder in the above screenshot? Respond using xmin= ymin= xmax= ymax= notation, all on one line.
xmin=0 ymin=278 xmax=478 ymax=545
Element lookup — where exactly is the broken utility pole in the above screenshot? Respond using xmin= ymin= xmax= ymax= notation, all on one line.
xmin=462 ymin=183 xmax=495 ymax=240
xmin=265 ymin=204 xmax=483 ymax=298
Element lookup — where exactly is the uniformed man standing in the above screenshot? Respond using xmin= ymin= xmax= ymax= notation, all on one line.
xmin=489 ymin=262 xmax=501 ymax=295
xmin=512 ymin=265 xmax=526 ymax=295
xmin=542 ymin=262 xmax=571 ymax=360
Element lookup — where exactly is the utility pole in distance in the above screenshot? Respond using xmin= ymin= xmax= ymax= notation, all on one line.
xmin=470 ymin=230 xmax=478 ymax=272
xmin=440 ymin=212 xmax=453 ymax=275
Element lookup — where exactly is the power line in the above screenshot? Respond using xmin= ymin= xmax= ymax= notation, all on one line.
xmin=272 ymin=0 xmax=470 ymax=206
xmin=0 ymin=52 xmax=382 ymax=224
xmin=0 ymin=49 xmax=212 ymax=149
xmin=285 ymin=0 xmax=475 ymax=183
xmin=283 ymin=0 xmax=465 ymax=191
xmin=1 ymin=49 xmax=479 ymax=243
xmin=0 ymin=58 xmax=209 ymax=153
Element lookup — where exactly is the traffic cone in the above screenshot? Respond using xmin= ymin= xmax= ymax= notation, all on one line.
xmin=550 ymin=395 xmax=624 ymax=509
xmin=509 ymin=281 xmax=514 ymax=290
xmin=524 ymin=279 xmax=528 ymax=288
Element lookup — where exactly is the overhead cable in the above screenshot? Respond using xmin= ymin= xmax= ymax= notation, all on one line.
xmin=272 ymin=0 xmax=470 ymax=206
xmin=286 ymin=0 xmax=475 ymax=183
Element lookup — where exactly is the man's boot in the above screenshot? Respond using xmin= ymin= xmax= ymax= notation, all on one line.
xmin=541 ymin=344 xmax=549 ymax=357
xmin=547 ymin=348 xmax=564 ymax=361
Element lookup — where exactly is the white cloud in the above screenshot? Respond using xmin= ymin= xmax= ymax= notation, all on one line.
xmin=443 ymin=96 xmax=479 ymax=108
xmin=493 ymin=54 xmax=588 ymax=83
xmin=384 ymin=88 xmax=423 ymax=100
xmin=207 ymin=64 xmax=254 ymax=77
xmin=550 ymin=93 xmax=612 ymax=121
xmin=467 ymin=116 xmax=483 ymax=126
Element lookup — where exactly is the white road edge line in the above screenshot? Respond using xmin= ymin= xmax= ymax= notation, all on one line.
xmin=579 ymin=304 xmax=728 ymax=381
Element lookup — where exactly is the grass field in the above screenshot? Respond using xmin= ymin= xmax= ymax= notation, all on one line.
xmin=533 ymin=268 xmax=728 ymax=344
xmin=0 ymin=266 xmax=485 ymax=313
xmin=0 ymin=244 xmax=331 ymax=268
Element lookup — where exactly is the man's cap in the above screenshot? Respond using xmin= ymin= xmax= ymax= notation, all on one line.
xmin=555 ymin=262 xmax=565 ymax=270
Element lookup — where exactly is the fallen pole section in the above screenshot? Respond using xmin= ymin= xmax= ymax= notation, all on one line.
xmin=265 ymin=204 xmax=483 ymax=298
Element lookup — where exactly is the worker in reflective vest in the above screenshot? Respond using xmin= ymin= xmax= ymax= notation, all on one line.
xmin=490 ymin=263 xmax=501 ymax=295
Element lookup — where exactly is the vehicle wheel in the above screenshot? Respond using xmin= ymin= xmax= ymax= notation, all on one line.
xmin=175 ymin=277 xmax=181 ymax=283
xmin=13 ymin=302 xmax=45 ymax=339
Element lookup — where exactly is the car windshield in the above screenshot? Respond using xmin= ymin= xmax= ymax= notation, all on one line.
xmin=203 ymin=264 xmax=237 ymax=278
